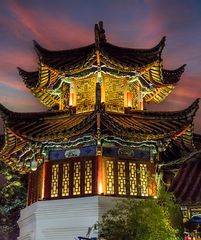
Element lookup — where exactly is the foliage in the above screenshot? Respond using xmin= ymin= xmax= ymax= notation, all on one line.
xmin=0 ymin=161 xmax=27 ymax=240
xmin=157 ymin=185 xmax=183 ymax=238
xmin=99 ymin=188 xmax=183 ymax=240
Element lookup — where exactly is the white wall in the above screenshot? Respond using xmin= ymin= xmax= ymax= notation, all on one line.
xmin=18 ymin=196 xmax=121 ymax=240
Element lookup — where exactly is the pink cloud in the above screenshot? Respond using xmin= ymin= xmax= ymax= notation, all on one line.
xmin=7 ymin=1 xmax=49 ymax=44
xmin=0 ymin=49 xmax=38 ymax=93
xmin=0 ymin=48 xmax=38 ymax=93
xmin=7 ymin=1 xmax=93 ymax=48
xmin=0 ymin=50 xmax=36 ymax=71
xmin=0 ymin=76 xmax=27 ymax=92
xmin=0 ymin=94 xmax=46 ymax=112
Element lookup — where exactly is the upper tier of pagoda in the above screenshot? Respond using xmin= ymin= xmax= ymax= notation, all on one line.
xmin=18 ymin=21 xmax=186 ymax=112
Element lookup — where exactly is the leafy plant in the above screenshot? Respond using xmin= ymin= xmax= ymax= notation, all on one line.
xmin=98 ymin=188 xmax=183 ymax=240
xmin=0 ymin=161 xmax=27 ymax=240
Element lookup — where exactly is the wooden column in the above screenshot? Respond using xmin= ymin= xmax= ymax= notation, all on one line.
xmin=97 ymin=155 xmax=104 ymax=194
xmin=138 ymin=83 xmax=143 ymax=110
xmin=41 ymin=161 xmax=48 ymax=200
xmin=149 ymin=161 xmax=157 ymax=197
xmin=96 ymin=109 xmax=104 ymax=194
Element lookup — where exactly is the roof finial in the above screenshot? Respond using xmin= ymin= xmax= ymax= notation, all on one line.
xmin=95 ymin=21 xmax=106 ymax=48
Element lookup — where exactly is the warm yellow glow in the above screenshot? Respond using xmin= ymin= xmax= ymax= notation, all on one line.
xmin=140 ymin=164 xmax=148 ymax=196
xmin=69 ymin=93 xmax=74 ymax=106
xmin=127 ymin=92 xmax=132 ymax=107
xmin=73 ymin=162 xmax=81 ymax=195
xmin=129 ymin=162 xmax=137 ymax=196
xmin=140 ymin=100 xmax=143 ymax=110
xmin=51 ymin=164 xmax=59 ymax=198
xmin=98 ymin=181 xmax=103 ymax=194
xmin=59 ymin=97 xmax=63 ymax=110
xmin=117 ymin=161 xmax=126 ymax=195
xmin=97 ymin=155 xmax=104 ymax=195
xmin=41 ymin=163 xmax=46 ymax=199
xmin=62 ymin=163 xmax=70 ymax=196
xmin=101 ymin=77 xmax=105 ymax=103
xmin=103 ymin=74 xmax=125 ymax=113
xmin=84 ymin=160 xmax=92 ymax=194
xmin=98 ymin=71 xmax=102 ymax=79
xmin=137 ymin=84 xmax=144 ymax=110
xmin=106 ymin=160 xmax=115 ymax=194
xmin=75 ymin=75 xmax=96 ymax=113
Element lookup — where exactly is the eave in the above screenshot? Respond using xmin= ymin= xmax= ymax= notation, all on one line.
xmin=0 ymin=99 xmax=198 ymax=173
xmin=168 ymin=151 xmax=201 ymax=204
xmin=18 ymin=63 xmax=185 ymax=108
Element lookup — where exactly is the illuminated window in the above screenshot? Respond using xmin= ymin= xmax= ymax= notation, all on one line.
xmin=73 ymin=162 xmax=81 ymax=195
xmin=106 ymin=160 xmax=114 ymax=194
xmin=84 ymin=160 xmax=92 ymax=194
xmin=129 ymin=162 xmax=137 ymax=196
xmin=117 ymin=161 xmax=126 ymax=195
xmin=62 ymin=163 xmax=70 ymax=197
xmin=140 ymin=164 xmax=148 ymax=196
xmin=51 ymin=164 xmax=59 ymax=198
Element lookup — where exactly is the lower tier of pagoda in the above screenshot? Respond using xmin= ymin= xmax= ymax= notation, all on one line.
xmin=27 ymin=155 xmax=156 ymax=206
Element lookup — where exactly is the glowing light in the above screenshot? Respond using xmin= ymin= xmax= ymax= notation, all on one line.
xmin=127 ymin=92 xmax=132 ymax=107
xmin=98 ymin=71 xmax=102 ymax=79
xmin=69 ymin=93 xmax=74 ymax=106
xmin=97 ymin=155 xmax=104 ymax=195
xmin=98 ymin=181 xmax=103 ymax=194
xmin=30 ymin=159 xmax=37 ymax=171
xmin=140 ymin=101 xmax=143 ymax=110
xmin=41 ymin=163 xmax=46 ymax=199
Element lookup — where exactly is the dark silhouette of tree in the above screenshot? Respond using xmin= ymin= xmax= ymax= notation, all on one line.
xmin=0 ymin=162 xmax=27 ymax=240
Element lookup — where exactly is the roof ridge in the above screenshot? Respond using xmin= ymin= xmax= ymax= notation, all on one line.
xmin=103 ymin=36 xmax=166 ymax=54
xmin=162 ymin=64 xmax=186 ymax=84
xmin=33 ymin=40 xmax=95 ymax=58
xmin=0 ymin=103 xmax=74 ymax=120
xmin=159 ymin=149 xmax=201 ymax=171
xmin=122 ymin=98 xmax=199 ymax=120
xmin=163 ymin=64 xmax=186 ymax=74
xmin=0 ymin=104 xmax=13 ymax=119
xmin=17 ymin=67 xmax=38 ymax=88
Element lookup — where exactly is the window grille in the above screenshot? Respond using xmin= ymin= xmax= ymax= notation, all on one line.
xmin=51 ymin=164 xmax=59 ymax=198
xmin=117 ymin=161 xmax=126 ymax=195
xmin=62 ymin=163 xmax=70 ymax=197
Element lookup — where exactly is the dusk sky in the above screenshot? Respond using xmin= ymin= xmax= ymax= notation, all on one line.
xmin=0 ymin=0 xmax=201 ymax=133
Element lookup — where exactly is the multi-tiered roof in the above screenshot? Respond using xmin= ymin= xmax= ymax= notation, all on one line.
xmin=0 ymin=21 xmax=199 ymax=175
xmin=18 ymin=30 xmax=185 ymax=108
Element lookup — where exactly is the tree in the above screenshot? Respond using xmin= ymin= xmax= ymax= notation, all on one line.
xmin=98 ymin=189 xmax=183 ymax=240
xmin=0 ymin=161 xmax=27 ymax=240
xmin=157 ymin=185 xmax=183 ymax=238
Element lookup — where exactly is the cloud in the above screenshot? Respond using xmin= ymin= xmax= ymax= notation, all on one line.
xmin=0 ymin=49 xmax=37 ymax=92
xmin=7 ymin=1 xmax=49 ymax=43
xmin=0 ymin=83 xmax=46 ymax=113
xmin=0 ymin=76 xmax=27 ymax=92
xmin=0 ymin=50 xmax=36 ymax=70
xmin=6 ymin=1 xmax=93 ymax=48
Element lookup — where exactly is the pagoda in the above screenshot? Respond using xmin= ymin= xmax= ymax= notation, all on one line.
xmin=0 ymin=21 xmax=199 ymax=239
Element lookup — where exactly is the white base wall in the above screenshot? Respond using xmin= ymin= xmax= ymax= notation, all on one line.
xmin=17 ymin=196 xmax=121 ymax=240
